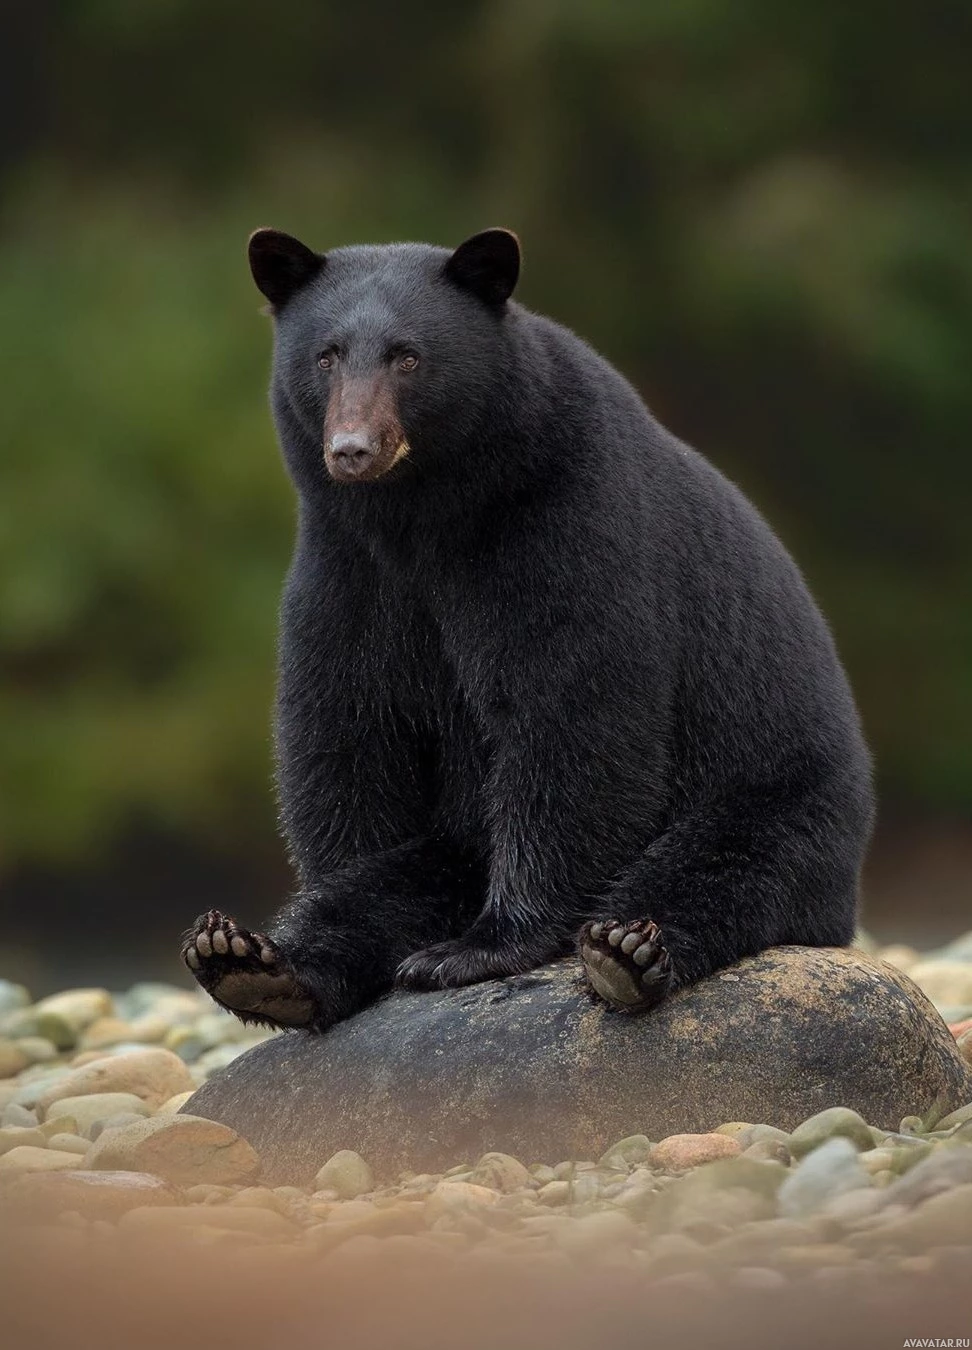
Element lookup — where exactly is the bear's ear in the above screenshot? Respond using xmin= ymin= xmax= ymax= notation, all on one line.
xmin=248 ymin=228 xmax=324 ymax=309
xmin=445 ymin=228 xmax=520 ymax=305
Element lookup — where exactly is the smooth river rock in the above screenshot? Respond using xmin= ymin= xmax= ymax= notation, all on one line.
xmin=184 ymin=946 xmax=972 ymax=1184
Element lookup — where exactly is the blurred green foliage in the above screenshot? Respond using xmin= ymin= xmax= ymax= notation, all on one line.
xmin=1 ymin=0 xmax=970 ymax=872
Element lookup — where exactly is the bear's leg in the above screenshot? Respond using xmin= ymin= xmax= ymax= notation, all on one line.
xmin=182 ymin=836 xmax=482 ymax=1030
xmin=578 ymin=782 xmax=868 ymax=1012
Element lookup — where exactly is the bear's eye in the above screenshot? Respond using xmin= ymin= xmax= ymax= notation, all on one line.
xmin=398 ymin=353 xmax=419 ymax=373
xmin=317 ymin=351 xmax=336 ymax=371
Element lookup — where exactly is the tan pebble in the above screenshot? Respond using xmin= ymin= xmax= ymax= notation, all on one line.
xmin=537 ymin=1180 xmax=571 ymax=1206
xmin=229 ymin=1186 xmax=289 ymax=1213
xmin=552 ymin=1160 xmax=595 ymax=1179
xmin=0 ymin=1126 xmax=48 ymax=1155
xmin=12 ymin=1037 xmax=59 ymax=1066
xmin=713 ymin=1122 xmax=754 ymax=1138
xmin=320 ymin=1234 xmax=383 ymax=1265
xmin=38 ymin=1115 xmax=80 ymax=1138
xmin=550 ymin=1209 xmax=637 ymax=1253
xmin=126 ymin=1014 xmax=172 ymax=1042
xmin=37 ymin=1049 xmax=194 ymax=1114
xmin=34 ymin=989 xmax=114 ymax=1030
xmin=154 ymin=1090 xmax=195 ymax=1115
xmin=0 ymin=1146 xmax=87 ymax=1177
xmin=650 ymin=1133 xmax=742 ymax=1170
xmin=44 ymin=1093 xmax=148 ymax=1138
xmin=424 ymin=1181 xmax=500 ymax=1223
xmin=44 ymin=1133 xmax=89 ymax=1155
xmin=308 ymin=1203 xmax=426 ymax=1251
xmin=529 ymin=1164 xmax=557 ymax=1185
xmin=1 ymin=1168 xmax=180 ymax=1219
xmin=0 ymin=1039 xmax=30 ymax=1077
xmin=776 ymin=1243 xmax=856 ymax=1269
xmin=470 ymin=1151 xmax=531 ymax=1193
xmin=183 ymin=1184 xmax=227 ymax=1203
xmin=313 ymin=1149 xmax=374 ymax=1199
xmin=78 ymin=1018 xmax=139 ymax=1051
xmin=906 ymin=960 xmax=972 ymax=1006
xmin=118 ymin=1203 xmax=296 ymax=1237
xmin=327 ymin=1199 xmax=374 ymax=1223
xmin=84 ymin=1112 xmax=259 ymax=1186
xmin=877 ymin=945 xmax=920 ymax=972
xmin=898 ymin=1254 xmax=934 ymax=1274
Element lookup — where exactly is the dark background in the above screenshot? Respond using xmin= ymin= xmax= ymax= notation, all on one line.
xmin=1 ymin=0 xmax=970 ymax=993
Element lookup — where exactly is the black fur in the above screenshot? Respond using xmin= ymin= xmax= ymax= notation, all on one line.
xmin=193 ymin=228 xmax=874 ymax=1029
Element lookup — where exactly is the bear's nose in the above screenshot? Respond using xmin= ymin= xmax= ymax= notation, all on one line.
xmin=329 ymin=430 xmax=376 ymax=477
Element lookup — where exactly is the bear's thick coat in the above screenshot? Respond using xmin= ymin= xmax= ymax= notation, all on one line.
xmin=184 ymin=228 xmax=874 ymax=1030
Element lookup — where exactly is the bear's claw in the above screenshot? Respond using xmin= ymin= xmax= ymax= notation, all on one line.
xmin=579 ymin=917 xmax=674 ymax=1012
xmin=181 ymin=909 xmax=315 ymax=1029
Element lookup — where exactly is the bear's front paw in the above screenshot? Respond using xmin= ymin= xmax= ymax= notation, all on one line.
xmin=395 ymin=936 xmax=541 ymax=991
xmin=181 ymin=909 xmax=315 ymax=1029
xmin=578 ymin=917 xmax=674 ymax=1012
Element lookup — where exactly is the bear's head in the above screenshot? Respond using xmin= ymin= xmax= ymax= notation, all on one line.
xmin=248 ymin=227 xmax=520 ymax=488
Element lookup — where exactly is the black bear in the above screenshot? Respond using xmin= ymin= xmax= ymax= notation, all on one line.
xmin=182 ymin=227 xmax=874 ymax=1030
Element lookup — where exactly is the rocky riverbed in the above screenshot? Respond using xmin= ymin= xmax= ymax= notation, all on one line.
xmin=1 ymin=934 xmax=971 ymax=1346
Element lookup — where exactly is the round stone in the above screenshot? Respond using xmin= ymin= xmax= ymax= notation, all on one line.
xmin=650 ymin=1133 xmax=742 ymax=1170
xmin=36 ymin=1048 xmax=194 ymax=1114
xmin=182 ymin=948 xmax=972 ymax=1184
xmin=313 ymin=1149 xmax=374 ymax=1199
xmin=85 ymin=1112 xmax=259 ymax=1186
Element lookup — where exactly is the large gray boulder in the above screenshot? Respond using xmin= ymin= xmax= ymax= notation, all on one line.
xmin=184 ymin=946 xmax=972 ymax=1184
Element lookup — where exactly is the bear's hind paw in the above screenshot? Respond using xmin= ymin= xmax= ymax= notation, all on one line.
xmin=579 ymin=918 xmax=674 ymax=1012
xmin=181 ymin=909 xmax=315 ymax=1029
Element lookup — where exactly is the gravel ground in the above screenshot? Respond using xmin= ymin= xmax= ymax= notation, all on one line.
xmin=0 ymin=933 xmax=970 ymax=1295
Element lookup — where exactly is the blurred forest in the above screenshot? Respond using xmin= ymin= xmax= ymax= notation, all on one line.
xmin=1 ymin=0 xmax=970 ymax=986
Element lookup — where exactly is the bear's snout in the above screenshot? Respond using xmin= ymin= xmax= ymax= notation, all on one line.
xmin=327 ymin=429 xmax=377 ymax=480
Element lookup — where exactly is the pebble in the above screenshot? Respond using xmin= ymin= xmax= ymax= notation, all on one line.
xmin=313 ymin=1149 xmax=374 ymax=1199
xmin=33 ymin=988 xmax=114 ymax=1034
xmin=2 ymin=1102 xmax=39 ymax=1128
xmin=597 ymin=1134 xmax=653 ymax=1169
xmin=787 ymin=1107 xmax=874 ymax=1157
xmin=44 ymin=1133 xmax=90 ymax=1155
xmin=0 ymin=980 xmax=30 ymax=1015
xmin=550 ymin=1209 xmax=638 ymax=1253
xmin=469 ymin=1151 xmax=532 ymax=1192
xmin=47 ymin=1092 xmax=151 ymax=1138
xmin=937 ymin=1101 xmax=972 ymax=1131
xmin=0 ymin=1125 xmax=48 ymax=1154
xmin=0 ymin=1145 xmax=89 ymax=1177
xmin=155 ymin=1090 xmax=195 ymax=1115
xmin=732 ymin=1266 xmax=787 ymax=1289
xmin=14 ymin=1037 xmax=59 ymax=1065
xmin=0 ymin=1038 xmax=30 ymax=1077
xmin=852 ymin=1183 xmax=972 ymax=1250
xmin=650 ymin=1133 xmax=742 ymax=1170
xmin=36 ymin=1048 xmax=195 ymax=1114
xmin=537 ymin=1174 xmax=601 ymax=1206
xmin=1 ymin=1168 xmax=180 ymax=1219
xmin=905 ymin=960 xmax=972 ymax=1008
xmin=424 ymin=1181 xmax=500 ymax=1222
xmin=85 ymin=1113 xmax=259 ymax=1186
xmin=117 ymin=1203 xmax=296 ymax=1239
xmin=79 ymin=1018 xmax=143 ymax=1051
xmin=880 ymin=1144 xmax=972 ymax=1208
xmin=778 ymin=1138 xmax=871 ymax=1217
